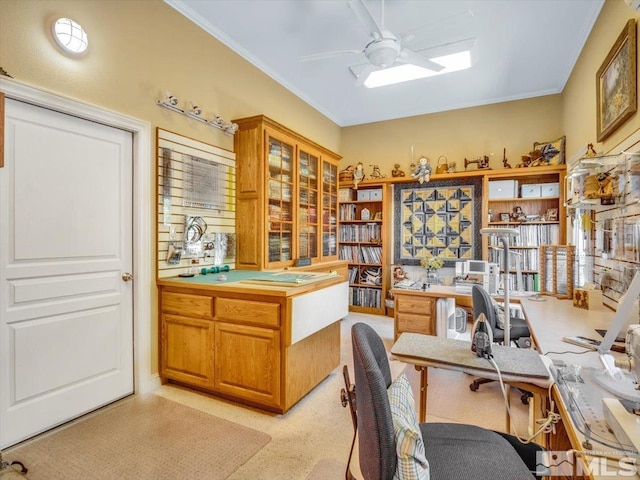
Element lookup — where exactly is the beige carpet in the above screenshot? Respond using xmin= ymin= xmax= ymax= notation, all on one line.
xmin=3 ymin=314 xmax=529 ymax=479
xmin=304 ymin=458 xmax=346 ymax=480
xmin=5 ymin=395 xmax=271 ymax=480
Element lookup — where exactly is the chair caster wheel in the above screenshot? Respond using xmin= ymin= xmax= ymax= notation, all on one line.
xmin=469 ymin=383 xmax=478 ymax=392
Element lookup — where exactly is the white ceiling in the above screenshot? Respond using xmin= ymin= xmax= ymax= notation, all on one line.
xmin=166 ymin=0 xmax=604 ymax=127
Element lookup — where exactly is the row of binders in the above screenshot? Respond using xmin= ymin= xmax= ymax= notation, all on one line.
xmin=349 ymin=287 xmax=382 ymax=308
xmin=488 ymin=224 xmax=559 ymax=247
xmin=489 ymin=248 xmax=539 ymax=271
xmin=339 ymin=245 xmax=382 ymax=264
xmin=339 ymin=223 xmax=381 ymax=243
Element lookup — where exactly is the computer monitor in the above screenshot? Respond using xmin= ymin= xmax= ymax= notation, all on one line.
xmin=465 ymin=260 xmax=489 ymax=275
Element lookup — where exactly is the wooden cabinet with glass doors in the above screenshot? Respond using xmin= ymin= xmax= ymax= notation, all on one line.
xmin=233 ymin=115 xmax=341 ymax=271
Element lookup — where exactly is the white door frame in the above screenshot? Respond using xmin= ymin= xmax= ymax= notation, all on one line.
xmin=0 ymin=77 xmax=156 ymax=395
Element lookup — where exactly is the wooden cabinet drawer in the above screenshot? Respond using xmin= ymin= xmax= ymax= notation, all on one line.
xmin=396 ymin=312 xmax=434 ymax=336
xmin=396 ymin=295 xmax=434 ymax=315
xmin=215 ymin=297 xmax=280 ymax=328
xmin=162 ymin=292 xmax=212 ymax=318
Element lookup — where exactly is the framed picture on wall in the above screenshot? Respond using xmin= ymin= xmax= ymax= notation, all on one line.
xmin=596 ymin=19 xmax=637 ymax=142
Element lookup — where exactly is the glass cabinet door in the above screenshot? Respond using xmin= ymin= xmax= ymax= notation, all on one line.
xmin=267 ymin=135 xmax=294 ymax=263
xmin=298 ymin=149 xmax=319 ymax=260
xmin=322 ymin=160 xmax=338 ymax=258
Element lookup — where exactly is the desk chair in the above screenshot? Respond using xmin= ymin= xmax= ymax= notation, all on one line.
xmin=349 ymin=322 xmax=543 ymax=479
xmin=469 ymin=285 xmax=532 ymax=403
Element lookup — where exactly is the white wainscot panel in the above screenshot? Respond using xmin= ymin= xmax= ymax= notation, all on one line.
xmin=11 ymin=272 xmax=120 ymax=305
xmin=11 ymin=306 xmax=121 ymax=403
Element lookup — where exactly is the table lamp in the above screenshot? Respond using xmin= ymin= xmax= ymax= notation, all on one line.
xmin=480 ymin=227 xmax=520 ymax=346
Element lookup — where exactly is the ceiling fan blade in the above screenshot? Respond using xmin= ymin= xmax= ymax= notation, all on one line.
xmin=349 ymin=0 xmax=384 ymax=37
xmin=355 ymin=63 xmax=378 ymax=86
xmin=299 ymin=49 xmax=363 ymax=62
xmin=397 ymin=49 xmax=444 ymax=72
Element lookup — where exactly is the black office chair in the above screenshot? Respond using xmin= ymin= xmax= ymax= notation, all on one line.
xmin=347 ymin=322 xmax=543 ymax=479
xmin=469 ymin=284 xmax=532 ymax=402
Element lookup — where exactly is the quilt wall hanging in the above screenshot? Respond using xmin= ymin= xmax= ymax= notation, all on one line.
xmin=393 ymin=178 xmax=482 ymax=265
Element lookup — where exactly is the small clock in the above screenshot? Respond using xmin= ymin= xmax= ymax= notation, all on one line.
xmin=360 ymin=207 xmax=370 ymax=221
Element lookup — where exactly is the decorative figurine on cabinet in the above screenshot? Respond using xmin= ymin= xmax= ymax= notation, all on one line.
xmin=411 ymin=156 xmax=432 ymax=184
xmin=502 ymin=148 xmax=512 ymax=168
xmin=370 ymin=164 xmax=386 ymax=179
xmin=391 ymin=163 xmax=405 ymax=177
xmin=393 ymin=266 xmax=409 ymax=284
xmin=511 ymin=206 xmax=526 ymax=222
xmin=353 ymin=162 xmax=365 ymax=189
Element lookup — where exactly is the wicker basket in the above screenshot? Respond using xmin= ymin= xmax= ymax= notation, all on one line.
xmin=339 ymin=171 xmax=354 ymax=182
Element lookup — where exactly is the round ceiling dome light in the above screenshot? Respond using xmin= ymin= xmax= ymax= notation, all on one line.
xmin=52 ymin=18 xmax=88 ymax=54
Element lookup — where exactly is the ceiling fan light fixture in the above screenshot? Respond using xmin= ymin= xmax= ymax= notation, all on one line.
xmin=363 ymin=50 xmax=472 ymax=88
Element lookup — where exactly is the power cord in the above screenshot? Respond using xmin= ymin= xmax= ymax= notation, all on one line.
xmin=486 ymin=356 xmax=561 ymax=444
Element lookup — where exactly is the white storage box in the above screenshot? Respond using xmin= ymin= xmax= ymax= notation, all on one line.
xmin=488 ymin=180 xmax=518 ymax=199
xmin=369 ymin=189 xmax=383 ymax=201
xmin=356 ymin=190 xmax=370 ymax=201
xmin=539 ymin=182 xmax=560 ymax=197
xmin=520 ymin=184 xmax=542 ymax=198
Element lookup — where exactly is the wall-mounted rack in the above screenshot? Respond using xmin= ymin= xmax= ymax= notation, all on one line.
xmin=156 ymin=92 xmax=238 ymax=136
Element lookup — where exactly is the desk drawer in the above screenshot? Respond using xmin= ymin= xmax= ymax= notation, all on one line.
xmin=162 ymin=292 xmax=212 ymax=318
xmin=396 ymin=295 xmax=434 ymax=315
xmin=215 ymin=297 xmax=280 ymax=328
xmin=396 ymin=313 xmax=434 ymax=336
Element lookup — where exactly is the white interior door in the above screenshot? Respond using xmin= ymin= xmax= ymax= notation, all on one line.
xmin=0 ymin=98 xmax=134 ymax=448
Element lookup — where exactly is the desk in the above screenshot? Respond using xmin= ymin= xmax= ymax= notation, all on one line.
xmin=392 ymin=286 xmax=472 ymax=340
xmin=391 ymin=332 xmax=552 ymax=423
xmin=392 ymin=294 xmax=639 ymax=479
xmin=520 ymin=296 xmax=638 ymax=479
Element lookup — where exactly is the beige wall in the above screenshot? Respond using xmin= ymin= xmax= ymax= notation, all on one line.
xmin=340 ymin=95 xmax=563 ymax=174
xmin=0 ymin=0 xmax=341 ymax=152
xmin=562 ymin=0 xmax=640 ymax=158
xmin=0 ymin=0 xmax=341 ymax=378
xmin=1 ymin=0 xmax=638 ymax=377
xmin=340 ymin=0 xmax=640 ymax=176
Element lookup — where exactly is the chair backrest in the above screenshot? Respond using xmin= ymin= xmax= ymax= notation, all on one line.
xmin=472 ymin=284 xmax=498 ymax=331
xmin=351 ymin=322 xmax=396 ymax=480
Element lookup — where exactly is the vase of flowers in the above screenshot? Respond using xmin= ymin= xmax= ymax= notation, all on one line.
xmin=420 ymin=254 xmax=444 ymax=286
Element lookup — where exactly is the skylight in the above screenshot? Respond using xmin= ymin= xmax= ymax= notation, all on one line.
xmin=364 ymin=51 xmax=472 ymax=88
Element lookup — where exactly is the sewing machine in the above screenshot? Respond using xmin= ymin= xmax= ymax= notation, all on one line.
xmin=464 ymin=155 xmax=490 ymax=171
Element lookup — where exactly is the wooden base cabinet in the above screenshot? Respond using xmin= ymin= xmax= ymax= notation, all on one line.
xmin=393 ymin=290 xmax=436 ymax=340
xmin=214 ymin=322 xmax=281 ymax=409
xmin=161 ymin=314 xmax=214 ymax=390
xmin=158 ymin=277 xmax=347 ymax=413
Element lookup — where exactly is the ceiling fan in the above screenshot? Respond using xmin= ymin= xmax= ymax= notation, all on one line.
xmin=299 ymin=0 xmax=463 ymax=86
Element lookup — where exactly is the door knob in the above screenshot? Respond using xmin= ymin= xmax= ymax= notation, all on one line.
xmin=122 ymin=272 xmax=134 ymax=282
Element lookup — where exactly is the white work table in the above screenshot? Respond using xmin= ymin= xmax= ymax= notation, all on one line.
xmin=520 ymin=296 xmax=639 ymax=480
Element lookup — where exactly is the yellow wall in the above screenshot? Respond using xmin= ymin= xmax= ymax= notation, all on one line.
xmin=0 ymin=1 xmax=341 ymax=152
xmin=0 ymin=0 xmax=341 ymax=378
xmin=1 ymin=0 xmax=639 ymax=377
xmin=562 ymin=0 xmax=640 ymax=158
xmin=340 ymin=95 xmax=563 ymax=175
xmin=340 ymin=0 xmax=640 ymax=176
